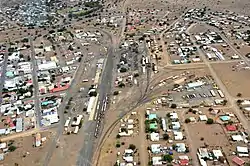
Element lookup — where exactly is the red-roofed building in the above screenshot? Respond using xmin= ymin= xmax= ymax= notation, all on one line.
xmin=226 ymin=125 xmax=237 ymax=131
xmin=232 ymin=157 xmax=245 ymax=165
xmin=179 ymin=159 xmax=189 ymax=165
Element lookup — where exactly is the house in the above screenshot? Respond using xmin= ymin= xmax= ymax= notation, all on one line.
xmin=240 ymin=100 xmax=250 ymax=106
xmin=212 ymin=150 xmax=223 ymax=159
xmin=150 ymin=122 xmax=158 ymax=130
xmin=124 ymin=149 xmax=133 ymax=155
xmin=232 ymin=135 xmax=244 ymax=142
xmin=198 ymin=148 xmax=210 ymax=159
xmin=161 ymin=118 xmax=167 ymax=131
xmin=151 ymin=144 xmax=161 ymax=154
xmin=179 ymin=159 xmax=189 ymax=166
xmin=127 ymin=119 xmax=133 ymax=124
xmin=170 ymin=112 xmax=179 ymax=120
xmin=176 ymin=143 xmax=186 ymax=153
xmin=232 ymin=157 xmax=245 ymax=166
xmin=236 ymin=146 xmax=249 ymax=157
xmin=220 ymin=115 xmax=230 ymax=121
xmin=186 ymin=80 xmax=204 ymax=89
xmin=174 ymin=131 xmax=183 ymax=140
xmin=123 ymin=156 xmax=133 ymax=163
xmin=152 ymin=156 xmax=162 ymax=165
xmin=172 ymin=122 xmax=181 ymax=130
xmin=199 ymin=115 xmax=208 ymax=121
xmin=150 ymin=133 xmax=160 ymax=141
xmin=149 ymin=113 xmax=157 ymax=120
xmin=226 ymin=124 xmax=237 ymax=131
xmin=16 ymin=118 xmax=23 ymax=133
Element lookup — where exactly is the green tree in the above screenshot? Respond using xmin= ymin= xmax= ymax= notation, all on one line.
xmin=163 ymin=133 xmax=169 ymax=140
xmin=170 ymin=103 xmax=177 ymax=109
xmin=206 ymin=118 xmax=214 ymax=124
xmin=163 ymin=154 xmax=173 ymax=162
xmin=116 ymin=143 xmax=121 ymax=148
xmin=129 ymin=144 xmax=136 ymax=150
xmin=185 ymin=118 xmax=191 ymax=123
xmin=9 ymin=145 xmax=17 ymax=152
xmin=113 ymin=91 xmax=119 ymax=95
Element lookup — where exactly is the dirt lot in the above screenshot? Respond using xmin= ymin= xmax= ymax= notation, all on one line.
xmin=212 ymin=62 xmax=250 ymax=97
xmin=48 ymin=132 xmax=87 ymax=166
xmin=0 ymin=131 xmax=54 ymax=166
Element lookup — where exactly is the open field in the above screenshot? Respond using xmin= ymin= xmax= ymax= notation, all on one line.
xmin=212 ymin=62 xmax=250 ymax=98
xmin=48 ymin=132 xmax=87 ymax=166
xmin=0 ymin=131 xmax=54 ymax=166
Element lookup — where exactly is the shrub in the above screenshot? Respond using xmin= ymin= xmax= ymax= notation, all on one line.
xmin=185 ymin=118 xmax=191 ymax=123
xmin=163 ymin=133 xmax=169 ymax=140
xmin=116 ymin=143 xmax=121 ymax=148
xmin=113 ymin=91 xmax=119 ymax=95
xmin=170 ymin=104 xmax=177 ymax=109
xmin=206 ymin=118 xmax=214 ymax=124
xmin=129 ymin=144 xmax=136 ymax=150
xmin=163 ymin=154 xmax=173 ymax=162
xmin=9 ymin=145 xmax=17 ymax=152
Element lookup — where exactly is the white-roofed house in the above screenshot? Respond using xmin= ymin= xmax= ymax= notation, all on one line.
xmin=172 ymin=122 xmax=181 ymax=130
xmin=237 ymin=146 xmax=249 ymax=157
xmin=152 ymin=156 xmax=162 ymax=165
xmin=199 ymin=115 xmax=208 ymax=121
xmin=174 ymin=131 xmax=183 ymax=140
xmin=151 ymin=144 xmax=161 ymax=154
xmin=150 ymin=132 xmax=160 ymax=141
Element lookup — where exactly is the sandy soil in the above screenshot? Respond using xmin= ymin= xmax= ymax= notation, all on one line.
xmin=212 ymin=62 xmax=250 ymax=97
xmin=0 ymin=131 xmax=54 ymax=166
xmin=48 ymin=132 xmax=86 ymax=166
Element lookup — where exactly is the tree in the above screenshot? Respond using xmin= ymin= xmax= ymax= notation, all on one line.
xmin=185 ymin=118 xmax=191 ymax=123
xmin=223 ymin=100 xmax=228 ymax=106
xmin=163 ymin=133 xmax=169 ymax=140
xmin=9 ymin=145 xmax=17 ymax=152
xmin=237 ymin=93 xmax=242 ymax=97
xmin=170 ymin=103 xmax=177 ymax=109
xmin=116 ymin=134 xmax=121 ymax=139
xmin=118 ymin=82 xmax=125 ymax=88
xmin=129 ymin=144 xmax=136 ymax=150
xmin=206 ymin=118 xmax=214 ymax=124
xmin=173 ymin=84 xmax=179 ymax=88
xmin=78 ymin=57 xmax=82 ymax=62
xmin=113 ymin=91 xmax=119 ymax=95
xmin=116 ymin=143 xmax=121 ymax=148
xmin=163 ymin=154 xmax=173 ymax=162
xmin=120 ymin=67 xmax=127 ymax=73
xmin=237 ymin=99 xmax=242 ymax=105
xmin=134 ymin=73 xmax=139 ymax=77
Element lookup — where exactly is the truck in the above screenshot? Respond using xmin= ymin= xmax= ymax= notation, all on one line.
xmin=210 ymin=90 xmax=216 ymax=97
xmin=217 ymin=90 xmax=225 ymax=98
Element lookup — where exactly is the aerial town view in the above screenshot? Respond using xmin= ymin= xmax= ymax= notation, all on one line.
xmin=1 ymin=0 xmax=250 ymax=166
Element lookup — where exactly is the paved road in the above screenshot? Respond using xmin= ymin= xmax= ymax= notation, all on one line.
xmin=0 ymin=53 xmax=8 ymax=102
xmin=29 ymin=37 xmax=42 ymax=129
xmin=76 ymin=32 xmax=115 ymax=166
xmin=44 ymin=52 xmax=89 ymax=166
